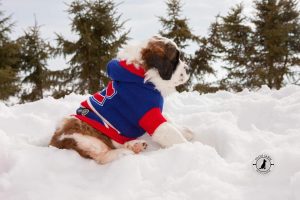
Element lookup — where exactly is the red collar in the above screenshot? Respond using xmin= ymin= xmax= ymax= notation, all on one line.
xmin=119 ymin=60 xmax=145 ymax=78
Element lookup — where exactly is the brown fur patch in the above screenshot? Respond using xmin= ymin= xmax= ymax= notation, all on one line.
xmin=141 ymin=41 xmax=164 ymax=70
xmin=49 ymin=117 xmax=115 ymax=159
xmin=141 ymin=39 xmax=179 ymax=80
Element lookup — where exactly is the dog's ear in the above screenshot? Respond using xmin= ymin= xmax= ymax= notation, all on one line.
xmin=141 ymin=42 xmax=179 ymax=80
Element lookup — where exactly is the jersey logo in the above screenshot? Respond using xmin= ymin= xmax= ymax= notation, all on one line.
xmin=91 ymin=81 xmax=117 ymax=106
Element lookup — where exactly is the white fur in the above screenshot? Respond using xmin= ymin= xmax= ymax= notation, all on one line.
xmin=151 ymin=122 xmax=187 ymax=148
xmin=179 ymin=127 xmax=194 ymax=141
xmin=144 ymin=69 xmax=176 ymax=96
xmin=117 ymin=40 xmax=148 ymax=68
xmin=112 ymin=140 xmax=123 ymax=149
xmin=144 ymin=60 xmax=189 ymax=97
xmin=163 ymin=115 xmax=194 ymax=141
xmin=151 ymin=35 xmax=178 ymax=48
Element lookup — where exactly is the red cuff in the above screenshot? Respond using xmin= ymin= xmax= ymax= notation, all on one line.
xmin=139 ymin=108 xmax=167 ymax=135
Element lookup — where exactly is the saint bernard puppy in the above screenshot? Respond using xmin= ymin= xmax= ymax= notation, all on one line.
xmin=50 ymin=36 xmax=193 ymax=164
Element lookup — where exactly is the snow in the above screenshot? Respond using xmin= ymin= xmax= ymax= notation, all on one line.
xmin=1 ymin=85 xmax=300 ymax=200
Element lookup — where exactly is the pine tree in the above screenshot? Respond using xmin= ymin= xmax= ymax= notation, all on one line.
xmin=252 ymin=0 xmax=300 ymax=89
xmin=17 ymin=22 xmax=54 ymax=103
xmin=191 ymin=37 xmax=217 ymax=93
xmin=158 ymin=0 xmax=197 ymax=49
xmin=158 ymin=0 xmax=214 ymax=92
xmin=0 ymin=8 xmax=20 ymax=100
xmin=209 ymin=4 xmax=255 ymax=91
xmin=210 ymin=1 xmax=300 ymax=91
xmin=56 ymin=0 xmax=129 ymax=95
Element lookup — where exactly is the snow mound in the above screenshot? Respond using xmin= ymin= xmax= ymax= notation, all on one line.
xmin=1 ymin=85 xmax=300 ymax=200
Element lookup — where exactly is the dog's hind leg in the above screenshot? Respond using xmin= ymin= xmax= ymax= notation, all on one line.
xmin=59 ymin=133 xmax=133 ymax=164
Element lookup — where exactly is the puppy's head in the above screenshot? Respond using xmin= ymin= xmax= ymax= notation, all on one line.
xmin=141 ymin=36 xmax=189 ymax=86
xmin=117 ymin=36 xmax=190 ymax=95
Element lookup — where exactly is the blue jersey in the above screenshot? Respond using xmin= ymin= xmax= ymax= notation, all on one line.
xmin=75 ymin=59 xmax=166 ymax=144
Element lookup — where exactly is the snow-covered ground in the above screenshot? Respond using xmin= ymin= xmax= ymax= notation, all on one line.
xmin=1 ymin=85 xmax=300 ymax=200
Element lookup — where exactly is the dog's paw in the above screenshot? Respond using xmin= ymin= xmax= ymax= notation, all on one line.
xmin=124 ymin=140 xmax=148 ymax=154
xmin=181 ymin=127 xmax=194 ymax=141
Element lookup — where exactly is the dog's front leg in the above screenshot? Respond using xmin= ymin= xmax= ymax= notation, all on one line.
xmin=177 ymin=127 xmax=194 ymax=141
xmin=163 ymin=115 xmax=194 ymax=141
xmin=152 ymin=122 xmax=187 ymax=148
